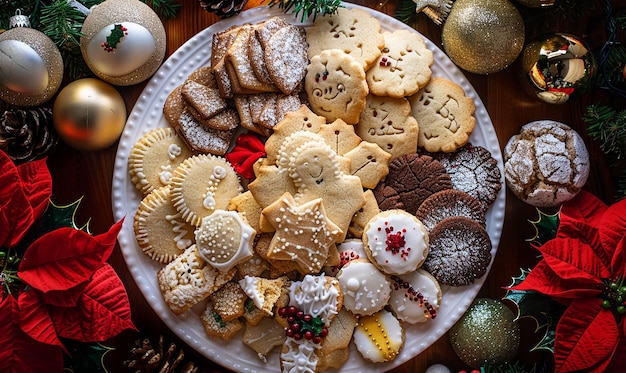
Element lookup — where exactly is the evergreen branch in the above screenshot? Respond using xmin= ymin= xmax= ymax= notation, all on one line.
xmin=393 ymin=0 xmax=417 ymax=24
xmin=583 ymin=104 xmax=626 ymax=157
xmin=141 ymin=0 xmax=182 ymax=19
xmin=268 ymin=0 xmax=342 ymax=22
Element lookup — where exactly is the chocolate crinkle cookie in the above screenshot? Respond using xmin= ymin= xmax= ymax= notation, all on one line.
xmin=422 ymin=216 xmax=492 ymax=286
xmin=431 ymin=143 xmax=502 ymax=212
xmin=0 ymin=107 xmax=57 ymax=164
xmin=374 ymin=153 xmax=452 ymax=215
xmin=416 ymin=189 xmax=486 ymax=232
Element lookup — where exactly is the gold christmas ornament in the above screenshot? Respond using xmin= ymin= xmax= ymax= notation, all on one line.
xmin=449 ymin=298 xmax=520 ymax=368
xmin=513 ymin=0 xmax=556 ymax=7
xmin=53 ymin=78 xmax=127 ymax=151
xmin=519 ymin=33 xmax=596 ymax=104
xmin=440 ymin=0 xmax=525 ymax=75
xmin=80 ymin=0 xmax=166 ymax=86
xmin=0 ymin=9 xmax=64 ymax=107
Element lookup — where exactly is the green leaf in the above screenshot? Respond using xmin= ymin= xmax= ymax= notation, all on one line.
xmin=62 ymin=339 xmax=115 ymax=373
xmin=526 ymin=208 xmax=560 ymax=246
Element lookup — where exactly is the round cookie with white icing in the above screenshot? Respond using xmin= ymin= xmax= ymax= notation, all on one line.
xmin=195 ymin=210 xmax=256 ymax=273
xmin=323 ymin=239 xmax=367 ymax=276
xmin=389 ymin=269 xmax=441 ymax=324
xmin=128 ymin=127 xmax=193 ymax=196
xmin=362 ymin=209 xmax=429 ymax=275
xmin=353 ymin=308 xmax=404 ymax=363
xmin=170 ymin=153 xmax=243 ymax=226
xmin=336 ymin=259 xmax=391 ymax=316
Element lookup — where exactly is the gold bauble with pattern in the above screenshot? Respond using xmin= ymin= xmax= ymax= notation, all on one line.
xmin=53 ymin=78 xmax=127 ymax=151
xmin=80 ymin=0 xmax=166 ymax=85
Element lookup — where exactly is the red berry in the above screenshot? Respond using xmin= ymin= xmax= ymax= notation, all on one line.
xmin=297 ymin=311 xmax=305 ymax=320
xmin=288 ymin=306 xmax=297 ymax=315
xmin=293 ymin=333 xmax=302 ymax=340
xmin=278 ymin=307 xmax=287 ymax=317
xmin=312 ymin=336 xmax=321 ymax=344
xmin=320 ymin=328 xmax=328 ymax=337
xmin=287 ymin=316 xmax=295 ymax=323
xmin=304 ymin=331 xmax=313 ymax=340
xmin=303 ymin=314 xmax=312 ymax=322
xmin=292 ymin=322 xmax=301 ymax=331
xmin=286 ymin=328 xmax=294 ymax=337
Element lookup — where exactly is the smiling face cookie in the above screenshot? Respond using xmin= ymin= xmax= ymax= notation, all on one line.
xmin=367 ymin=29 xmax=434 ymax=98
xmin=305 ymin=49 xmax=368 ymax=124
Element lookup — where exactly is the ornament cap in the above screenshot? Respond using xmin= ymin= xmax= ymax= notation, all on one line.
xmin=9 ymin=9 xmax=31 ymax=29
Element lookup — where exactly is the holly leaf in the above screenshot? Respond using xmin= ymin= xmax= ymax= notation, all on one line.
xmin=554 ymin=299 xmax=619 ymax=373
xmin=0 ymin=295 xmax=64 ymax=373
xmin=527 ymin=208 xmax=560 ymax=246
xmin=62 ymin=339 xmax=115 ymax=373
xmin=538 ymin=237 xmax=611 ymax=282
xmin=18 ymin=219 xmax=124 ymax=293
xmin=50 ymin=263 xmax=136 ymax=342
xmin=17 ymin=289 xmax=64 ymax=349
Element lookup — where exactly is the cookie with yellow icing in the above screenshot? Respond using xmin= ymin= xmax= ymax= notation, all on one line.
xmin=353 ymin=309 xmax=404 ymax=363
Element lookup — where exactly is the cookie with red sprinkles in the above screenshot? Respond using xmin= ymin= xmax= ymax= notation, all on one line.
xmin=422 ymin=216 xmax=492 ymax=286
xmin=431 ymin=143 xmax=502 ymax=211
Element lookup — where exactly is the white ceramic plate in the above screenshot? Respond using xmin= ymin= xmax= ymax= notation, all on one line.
xmin=112 ymin=4 xmax=506 ymax=372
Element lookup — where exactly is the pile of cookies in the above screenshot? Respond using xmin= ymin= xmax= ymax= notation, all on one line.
xmin=127 ymin=7 xmax=503 ymax=372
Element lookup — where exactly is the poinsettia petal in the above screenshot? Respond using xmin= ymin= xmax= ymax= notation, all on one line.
xmin=18 ymin=218 xmax=124 ymax=293
xmin=17 ymin=290 xmax=64 ymax=349
xmin=509 ymin=259 xmax=601 ymax=299
xmin=0 ymin=295 xmax=64 ymax=373
xmin=559 ymin=190 xmax=608 ymax=229
xmin=0 ymin=151 xmax=35 ymax=247
xmin=50 ymin=263 xmax=136 ymax=342
xmin=600 ymin=197 xmax=626 ymax=274
xmin=554 ymin=299 xmax=619 ymax=373
xmin=539 ymin=238 xmax=611 ymax=281
xmin=603 ymin=333 xmax=626 ymax=373
xmin=16 ymin=157 xmax=52 ymax=220
xmin=41 ymin=282 xmax=88 ymax=307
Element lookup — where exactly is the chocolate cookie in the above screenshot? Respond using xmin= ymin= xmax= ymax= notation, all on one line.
xmin=422 ymin=216 xmax=492 ymax=286
xmin=432 ymin=143 xmax=502 ymax=211
xmin=376 ymin=153 xmax=452 ymax=215
xmin=416 ymin=189 xmax=486 ymax=232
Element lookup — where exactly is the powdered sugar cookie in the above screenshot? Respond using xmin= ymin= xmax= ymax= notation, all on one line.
xmin=305 ymin=49 xmax=368 ymax=124
xmin=409 ymin=77 xmax=476 ymax=153
xmin=367 ymin=29 xmax=434 ymax=98
xmin=306 ymin=7 xmax=384 ymax=70
xmin=362 ymin=209 xmax=429 ymax=275
xmin=415 ymin=189 xmax=486 ymax=231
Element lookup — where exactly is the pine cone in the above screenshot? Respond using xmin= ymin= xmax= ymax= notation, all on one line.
xmin=199 ymin=0 xmax=249 ymax=18
xmin=124 ymin=335 xmax=199 ymax=373
xmin=0 ymin=107 xmax=57 ymax=164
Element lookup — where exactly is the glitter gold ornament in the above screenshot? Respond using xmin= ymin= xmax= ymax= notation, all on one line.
xmin=441 ymin=0 xmax=525 ymax=75
xmin=0 ymin=9 xmax=63 ymax=107
xmin=80 ymin=0 xmax=166 ymax=86
xmin=519 ymin=33 xmax=596 ymax=104
xmin=449 ymin=298 xmax=520 ymax=368
xmin=52 ymin=78 xmax=127 ymax=151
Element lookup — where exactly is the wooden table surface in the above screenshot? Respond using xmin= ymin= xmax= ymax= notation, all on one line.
xmin=44 ymin=1 xmax=624 ymax=372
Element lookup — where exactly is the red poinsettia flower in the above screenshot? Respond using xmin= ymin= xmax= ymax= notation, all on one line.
xmin=0 ymin=150 xmax=135 ymax=373
xmin=511 ymin=190 xmax=626 ymax=373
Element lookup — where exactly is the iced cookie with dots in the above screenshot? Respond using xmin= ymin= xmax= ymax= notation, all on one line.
xmin=304 ymin=49 xmax=368 ymax=125
xmin=409 ymin=77 xmax=476 ymax=153
xmin=209 ymin=281 xmax=248 ymax=322
xmin=128 ymin=127 xmax=193 ymax=196
xmin=389 ymin=269 xmax=441 ymax=324
xmin=362 ymin=209 xmax=429 ymax=275
xmin=194 ymin=210 xmax=255 ymax=273
xmin=306 ymin=7 xmax=384 ymax=70
xmin=353 ymin=308 xmax=404 ymax=363
xmin=422 ymin=216 xmax=492 ymax=286
xmin=336 ymin=259 xmax=391 ymax=315
xmin=170 ymin=154 xmax=243 ymax=226
xmin=366 ymin=29 xmax=434 ymax=98
xmin=356 ymin=94 xmax=419 ymax=160
xmin=133 ymin=186 xmax=194 ymax=264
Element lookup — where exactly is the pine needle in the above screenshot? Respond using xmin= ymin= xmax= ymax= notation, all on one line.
xmin=268 ymin=0 xmax=342 ymax=22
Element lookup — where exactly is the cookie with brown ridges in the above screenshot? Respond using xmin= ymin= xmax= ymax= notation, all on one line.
xmin=372 ymin=183 xmax=404 ymax=211
xmin=432 ymin=143 xmax=502 ymax=211
xmin=379 ymin=153 xmax=452 ymax=215
xmin=133 ymin=186 xmax=194 ymax=264
xmin=422 ymin=216 xmax=492 ymax=286
xmin=415 ymin=189 xmax=486 ymax=232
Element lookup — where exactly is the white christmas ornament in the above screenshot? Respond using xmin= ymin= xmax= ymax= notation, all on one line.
xmin=80 ymin=0 xmax=166 ymax=85
xmin=425 ymin=364 xmax=452 ymax=373
xmin=0 ymin=39 xmax=49 ymax=94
